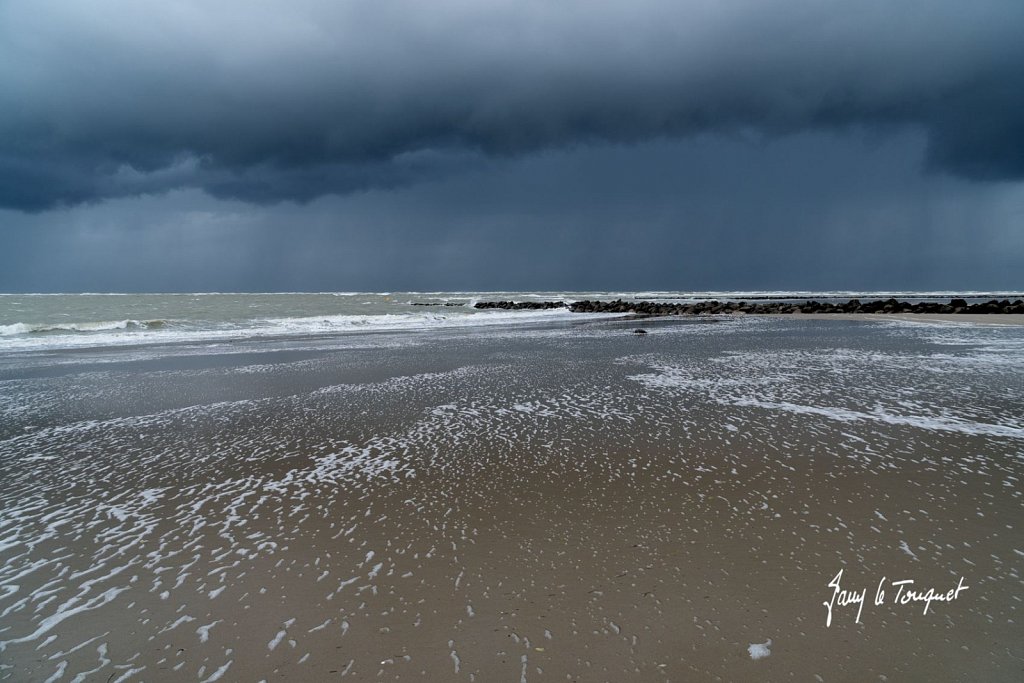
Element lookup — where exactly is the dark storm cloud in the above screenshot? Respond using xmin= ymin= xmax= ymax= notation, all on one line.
xmin=3 ymin=132 xmax=1022 ymax=292
xmin=1 ymin=0 xmax=1022 ymax=210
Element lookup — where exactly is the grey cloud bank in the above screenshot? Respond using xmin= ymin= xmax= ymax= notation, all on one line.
xmin=3 ymin=132 xmax=1022 ymax=292
xmin=2 ymin=0 xmax=1023 ymax=210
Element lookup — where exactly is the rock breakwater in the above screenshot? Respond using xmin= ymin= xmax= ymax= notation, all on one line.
xmin=474 ymin=298 xmax=1024 ymax=315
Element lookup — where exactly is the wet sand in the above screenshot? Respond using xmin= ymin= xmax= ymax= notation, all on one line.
xmin=1 ymin=317 xmax=1022 ymax=681
xmin=766 ymin=312 xmax=1024 ymax=325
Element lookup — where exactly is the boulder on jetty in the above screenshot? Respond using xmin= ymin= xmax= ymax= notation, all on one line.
xmin=472 ymin=297 xmax=1024 ymax=315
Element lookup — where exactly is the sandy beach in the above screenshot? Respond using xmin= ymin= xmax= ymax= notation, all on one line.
xmin=1 ymin=316 xmax=1022 ymax=681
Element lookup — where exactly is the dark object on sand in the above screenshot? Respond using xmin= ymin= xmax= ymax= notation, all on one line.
xmin=633 ymin=329 xmax=648 ymax=335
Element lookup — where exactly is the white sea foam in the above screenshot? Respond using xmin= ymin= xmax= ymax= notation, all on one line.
xmin=629 ymin=330 xmax=1024 ymax=441
xmin=748 ymin=639 xmax=772 ymax=659
xmin=267 ymin=630 xmax=286 ymax=651
xmin=196 ymin=620 xmax=221 ymax=643
xmin=729 ymin=397 xmax=1024 ymax=440
xmin=199 ymin=660 xmax=232 ymax=682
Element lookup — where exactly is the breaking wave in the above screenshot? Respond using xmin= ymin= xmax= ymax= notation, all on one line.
xmin=0 ymin=309 xmax=602 ymax=352
xmin=0 ymin=319 xmax=168 ymax=336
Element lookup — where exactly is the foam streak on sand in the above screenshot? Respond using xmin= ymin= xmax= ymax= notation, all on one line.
xmin=0 ymin=315 xmax=1021 ymax=680
xmin=748 ymin=639 xmax=772 ymax=660
xmin=628 ymin=321 xmax=1024 ymax=443
xmin=729 ymin=398 xmax=1024 ymax=440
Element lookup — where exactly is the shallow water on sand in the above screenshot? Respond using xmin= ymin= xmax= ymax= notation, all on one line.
xmin=0 ymin=317 xmax=1021 ymax=681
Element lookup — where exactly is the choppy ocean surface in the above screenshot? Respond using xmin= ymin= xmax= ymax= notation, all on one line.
xmin=1 ymin=291 xmax=1020 ymax=352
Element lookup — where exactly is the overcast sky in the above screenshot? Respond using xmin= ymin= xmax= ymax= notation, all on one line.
xmin=1 ymin=0 xmax=1022 ymax=292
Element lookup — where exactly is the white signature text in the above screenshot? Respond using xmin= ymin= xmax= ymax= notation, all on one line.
xmin=823 ymin=569 xmax=968 ymax=627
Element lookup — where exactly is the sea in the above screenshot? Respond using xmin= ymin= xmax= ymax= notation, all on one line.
xmin=1 ymin=290 xmax=1020 ymax=353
